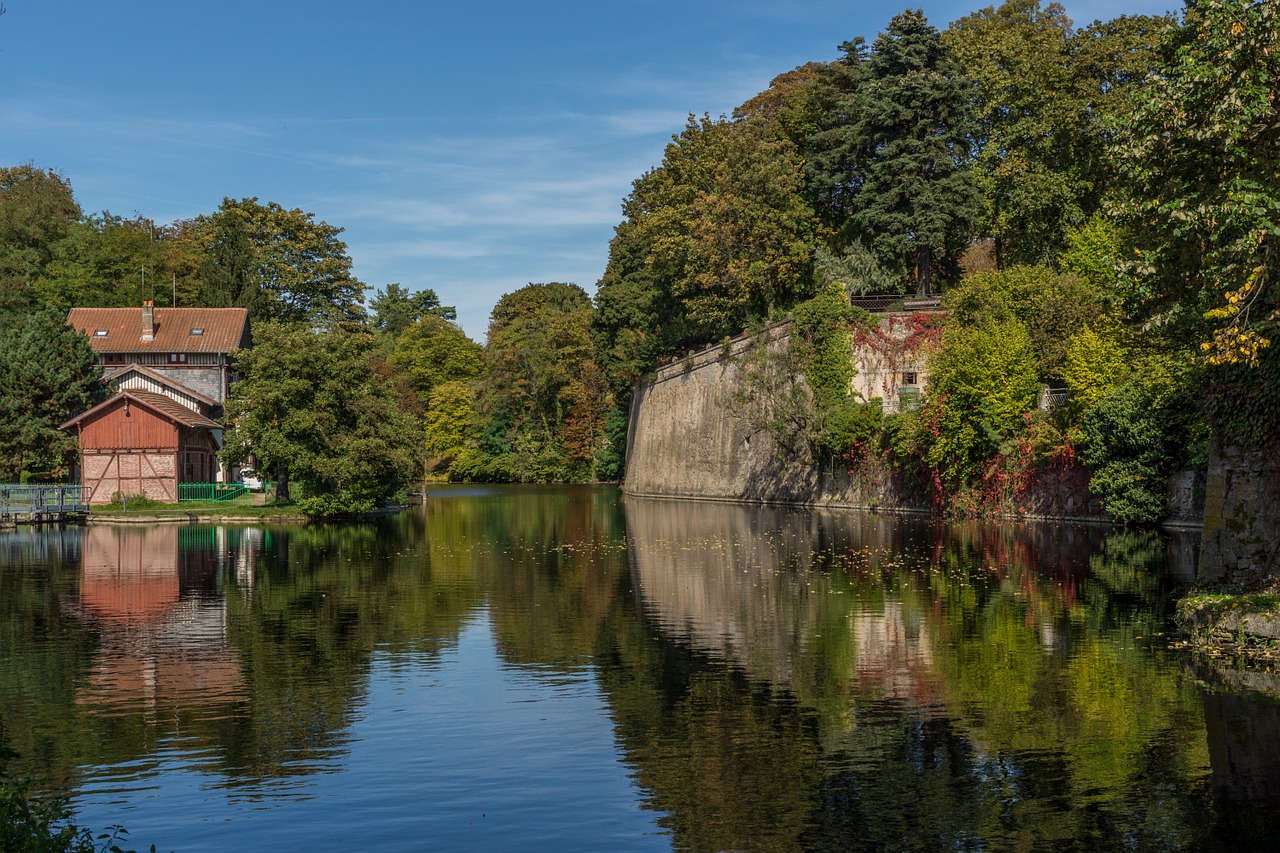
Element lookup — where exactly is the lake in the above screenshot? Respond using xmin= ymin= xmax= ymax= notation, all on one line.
xmin=1 ymin=484 xmax=1278 ymax=851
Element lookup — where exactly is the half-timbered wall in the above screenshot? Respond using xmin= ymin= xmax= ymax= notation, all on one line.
xmin=82 ymin=450 xmax=178 ymax=503
xmin=111 ymin=372 xmax=214 ymax=413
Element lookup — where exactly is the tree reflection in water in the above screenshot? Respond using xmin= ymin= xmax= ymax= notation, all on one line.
xmin=0 ymin=488 xmax=1276 ymax=851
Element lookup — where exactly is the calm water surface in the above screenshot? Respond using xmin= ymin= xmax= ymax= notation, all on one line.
xmin=2 ymin=485 xmax=1278 ymax=851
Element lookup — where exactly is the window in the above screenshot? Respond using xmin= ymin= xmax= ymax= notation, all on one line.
xmin=93 ymin=329 xmax=109 ymax=337
xmin=902 ymin=371 xmax=918 ymax=386
xmin=190 ymin=328 xmax=204 ymax=336
xmin=168 ymin=352 xmax=188 ymax=364
xmin=103 ymin=353 xmax=127 ymax=366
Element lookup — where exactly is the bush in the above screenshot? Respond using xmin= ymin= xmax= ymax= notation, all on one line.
xmin=1079 ymin=379 xmax=1168 ymax=525
xmin=1 ymin=741 xmax=151 ymax=853
xmin=106 ymin=492 xmax=163 ymax=510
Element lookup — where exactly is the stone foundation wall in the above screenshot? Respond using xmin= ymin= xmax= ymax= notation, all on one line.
xmin=1199 ymin=439 xmax=1280 ymax=587
xmin=624 ymin=327 xmax=1102 ymax=518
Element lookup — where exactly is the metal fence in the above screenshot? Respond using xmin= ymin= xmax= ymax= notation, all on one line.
xmin=1039 ymin=387 xmax=1069 ymax=410
xmin=177 ymin=483 xmax=250 ymax=503
xmin=0 ymin=484 xmax=88 ymax=511
xmin=849 ymin=295 xmax=944 ymax=313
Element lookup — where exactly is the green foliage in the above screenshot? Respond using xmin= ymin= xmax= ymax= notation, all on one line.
xmin=945 ymin=265 xmax=1103 ymax=381
xmin=593 ymin=112 xmax=820 ymax=390
xmin=1062 ymin=319 xmax=1128 ymax=413
xmin=812 ymin=242 xmax=899 ymax=296
xmin=1079 ymin=379 xmax=1169 ymax=525
xmin=1109 ymin=0 xmax=1280 ymax=368
xmin=0 ymin=165 xmax=80 ymax=318
xmin=593 ymin=405 xmax=630 ymax=482
xmin=1 ymin=737 xmax=151 ymax=853
xmin=931 ymin=319 xmax=1040 ymax=437
xmin=1 ymin=774 xmax=95 ymax=853
xmin=790 ymin=284 xmax=881 ymax=455
xmin=369 ymin=284 xmax=455 ymax=338
xmin=388 ymin=315 xmax=483 ymax=410
xmin=644 ymin=115 xmax=819 ymax=339
xmin=423 ymin=380 xmax=480 ymax=473
xmin=911 ymin=319 xmax=1040 ymax=494
xmin=207 ymin=197 xmax=366 ymax=327
xmin=479 ymin=283 xmax=605 ymax=483
xmin=944 ymin=2 xmax=1165 ymax=265
xmin=0 ymin=309 xmax=104 ymax=481
xmin=222 ymin=323 xmax=421 ymax=509
xmin=1058 ymin=214 xmax=1123 ymax=288
xmin=105 ymin=492 xmax=164 ymax=510
xmin=197 ymin=206 xmax=264 ymax=317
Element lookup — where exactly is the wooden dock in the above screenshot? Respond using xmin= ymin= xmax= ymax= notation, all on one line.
xmin=0 ymin=484 xmax=90 ymax=526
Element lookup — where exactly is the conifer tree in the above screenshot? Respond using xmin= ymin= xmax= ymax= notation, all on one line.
xmin=810 ymin=10 xmax=979 ymax=296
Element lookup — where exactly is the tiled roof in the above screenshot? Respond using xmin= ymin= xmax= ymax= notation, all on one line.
xmin=61 ymin=389 xmax=223 ymax=431
xmin=102 ymin=363 xmax=221 ymax=410
xmin=67 ymin=306 xmax=249 ymax=354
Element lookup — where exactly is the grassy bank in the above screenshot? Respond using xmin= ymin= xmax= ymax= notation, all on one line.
xmin=1174 ymin=591 xmax=1280 ymax=661
xmin=88 ymin=498 xmax=308 ymax=523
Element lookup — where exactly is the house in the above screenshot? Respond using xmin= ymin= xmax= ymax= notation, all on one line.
xmin=61 ymin=303 xmax=251 ymax=504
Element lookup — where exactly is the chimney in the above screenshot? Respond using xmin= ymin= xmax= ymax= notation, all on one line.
xmin=141 ymin=300 xmax=155 ymax=341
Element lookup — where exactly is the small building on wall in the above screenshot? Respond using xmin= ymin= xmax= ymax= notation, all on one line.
xmin=61 ymin=304 xmax=251 ymax=504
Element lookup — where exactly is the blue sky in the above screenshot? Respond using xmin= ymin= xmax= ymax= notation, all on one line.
xmin=1 ymin=0 xmax=1176 ymax=341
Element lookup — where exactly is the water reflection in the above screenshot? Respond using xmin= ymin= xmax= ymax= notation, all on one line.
xmin=72 ymin=526 xmax=245 ymax=714
xmin=615 ymin=497 xmax=1277 ymax=850
xmin=0 ymin=491 xmax=1278 ymax=851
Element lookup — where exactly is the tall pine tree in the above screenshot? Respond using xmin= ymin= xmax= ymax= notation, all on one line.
xmin=811 ymin=10 xmax=979 ymax=297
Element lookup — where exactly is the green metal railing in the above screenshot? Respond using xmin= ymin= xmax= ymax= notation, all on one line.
xmin=0 ymin=484 xmax=88 ymax=511
xmin=177 ymin=483 xmax=249 ymax=503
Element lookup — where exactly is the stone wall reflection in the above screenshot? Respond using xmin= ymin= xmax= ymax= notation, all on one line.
xmin=622 ymin=497 xmax=941 ymax=703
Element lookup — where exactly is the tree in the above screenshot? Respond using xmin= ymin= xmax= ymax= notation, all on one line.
xmin=34 ymin=213 xmax=165 ymax=310
xmin=221 ymin=323 xmax=420 ymax=514
xmin=593 ymin=114 xmax=819 ymax=374
xmin=198 ymin=206 xmax=264 ymax=317
xmin=423 ymin=381 xmax=480 ymax=472
xmin=210 ymin=198 xmax=366 ymax=327
xmin=479 ymin=283 xmax=606 ymax=481
xmin=651 ymin=115 xmax=819 ymax=337
xmin=370 ymin=284 xmax=456 ymax=338
xmin=859 ymin=10 xmax=979 ymax=296
xmin=946 ymin=1 xmax=1084 ymax=265
xmin=0 ymin=310 xmax=104 ymax=481
xmin=485 ymin=282 xmax=596 ymax=430
xmin=0 ymin=165 xmax=80 ymax=317
xmin=388 ymin=314 xmax=483 ymax=410
xmin=809 ymin=11 xmax=979 ymax=296
xmin=944 ymin=265 xmax=1103 ymax=382
xmin=1110 ymin=0 xmax=1280 ymax=368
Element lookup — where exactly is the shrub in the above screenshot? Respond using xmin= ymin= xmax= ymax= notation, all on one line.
xmin=1079 ymin=379 xmax=1168 ymax=525
xmin=106 ymin=492 xmax=163 ymax=510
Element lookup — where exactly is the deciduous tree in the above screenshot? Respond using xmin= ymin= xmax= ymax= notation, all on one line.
xmin=388 ymin=314 xmax=483 ymax=410
xmin=370 ymin=283 xmax=455 ymax=338
xmin=210 ymin=198 xmax=366 ymax=327
xmin=0 ymin=165 xmax=80 ymax=316
xmin=221 ymin=323 xmax=419 ymax=514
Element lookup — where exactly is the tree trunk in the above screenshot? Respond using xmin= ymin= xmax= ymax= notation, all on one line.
xmin=915 ymin=245 xmax=932 ymax=298
xmin=275 ymin=465 xmax=290 ymax=502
